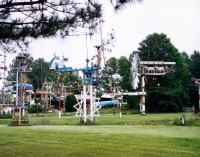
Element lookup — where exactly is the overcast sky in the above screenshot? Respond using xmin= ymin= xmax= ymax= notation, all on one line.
xmin=2 ymin=0 xmax=200 ymax=87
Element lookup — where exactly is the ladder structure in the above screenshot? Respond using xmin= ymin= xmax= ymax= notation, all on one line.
xmin=9 ymin=53 xmax=33 ymax=125
xmin=0 ymin=53 xmax=7 ymax=105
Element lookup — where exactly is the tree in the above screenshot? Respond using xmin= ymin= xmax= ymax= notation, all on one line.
xmin=0 ymin=0 xmax=102 ymax=53
xmin=106 ymin=57 xmax=117 ymax=74
xmin=189 ymin=50 xmax=200 ymax=78
xmin=0 ymin=0 xmax=142 ymax=53
xmin=6 ymin=54 xmax=34 ymax=86
xmin=189 ymin=50 xmax=200 ymax=109
xmin=137 ymin=33 xmax=191 ymax=112
xmin=26 ymin=58 xmax=57 ymax=89
xmin=64 ymin=94 xmax=77 ymax=112
xmin=117 ymin=56 xmax=132 ymax=92
xmin=116 ymin=55 xmax=141 ymax=109
xmin=6 ymin=57 xmax=82 ymax=92
xmin=110 ymin=0 xmax=142 ymax=11
xmin=34 ymin=97 xmax=42 ymax=116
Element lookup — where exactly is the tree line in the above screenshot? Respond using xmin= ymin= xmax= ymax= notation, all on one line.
xmin=107 ymin=33 xmax=200 ymax=112
xmin=3 ymin=1 xmax=199 ymax=113
xmin=5 ymin=33 xmax=200 ymax=113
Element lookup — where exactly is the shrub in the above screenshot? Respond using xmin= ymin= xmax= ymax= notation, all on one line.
xmin=185 ymin=118 xmax=196 ymax=126
xmin=173 ymin=117 xmax=182 ymax=126
xmin=65 ymin=94 xmax=77 ymax=112
xmin=28 ymin=105 xmax=44 ymax=113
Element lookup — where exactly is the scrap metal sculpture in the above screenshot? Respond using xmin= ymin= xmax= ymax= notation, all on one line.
xmin=50 ymin=56 xmax=101 ymax=123
xmin=131 ymin=53 xmax=176 ymax=115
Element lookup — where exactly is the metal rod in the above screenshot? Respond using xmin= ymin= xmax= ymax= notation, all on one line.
xmin=16 ymin=69 xmax=19 ymax=106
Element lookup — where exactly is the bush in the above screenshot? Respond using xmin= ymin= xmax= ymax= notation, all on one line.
xmin=28 ymin=105 xmax=45 ymax=113
xmin=173 ymin=117 xmax=182 ymax=126
xmin=65 ymin=94 xmax=77 ymax=112
xmin=185 ymin=118 xmax=196 ymax=126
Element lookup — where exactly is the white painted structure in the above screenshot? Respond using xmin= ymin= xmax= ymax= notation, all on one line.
xmin=131 ymin=53 xmax=176 ymax=115
xmin=74 ymin=89 xmax=101 ymax=122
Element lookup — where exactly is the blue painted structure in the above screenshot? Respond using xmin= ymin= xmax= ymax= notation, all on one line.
xmin=13 ymin=84 xmax=33 ymax=90
xmin=97 ymin=100 xmax=118 ymax=107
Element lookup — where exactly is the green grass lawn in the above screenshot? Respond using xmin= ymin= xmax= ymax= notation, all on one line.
xmin=0 ymin=111 xmax=199 ymax=125
xmin=0 ymin=125 xmax=199 ymax=157
xmin=0 ymin=112 xmax=200 ymax=156
xmin=26 ymin=111 xmax=200 ymax=125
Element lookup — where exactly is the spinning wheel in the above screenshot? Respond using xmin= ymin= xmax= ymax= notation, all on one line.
xmin=131 ymin=53 xmax=140 ymax=90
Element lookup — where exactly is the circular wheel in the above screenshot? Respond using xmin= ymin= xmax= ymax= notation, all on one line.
xmin=131 ymin=53 xmax=140 ymax=90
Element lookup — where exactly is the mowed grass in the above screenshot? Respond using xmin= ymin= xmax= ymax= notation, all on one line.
xmin=0 ymin=109 xmax=198 ymax=125
xmin=0 ymin=125 xmax=199 ymax=157
xmin=29 ymin=111 xmax=199 ymax=125
xmin=0 ymin=112 xmax=200 ymax=157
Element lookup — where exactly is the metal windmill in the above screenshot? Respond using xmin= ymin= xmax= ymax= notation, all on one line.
xmin=130 ymin=52 xmax=176 ymax=115
xmin=9 ymin=52 xmax=33 ymax=125
xmin=49 ymin=26 xmax=116 ymax=123
xmin=50 ymin=56 xmax=101 ymax=123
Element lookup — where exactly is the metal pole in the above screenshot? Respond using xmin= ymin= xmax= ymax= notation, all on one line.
xmin=90 ymin=74 xmax=93 ymax=122
xmin=90 ymin=85 xmax=93 ymax=122
xmin=141 ymin=76 xmax=146 ymax=115
xmin=58 ymin=94 xmax=61 ymax=118
xmin=49 ymin=83 xmax=52 ymax=109
xmin=2 ymin=55 xmax=6 ymax=105
xmin=83 ymin=72 xmax=87 ymax=123
xmin=22 ymin=90 xmax=25 ymax=116
xmin=199 ymin=87 xmax=200 ymax=110
xmin=63 ymin=92 xmax=66 ymax=115
xmin=16 ymin=69 xmax=19 ymax=106
xmin=120 ymin=103 xmax=122 ymax=118
xmin=19 ymin=108 xmax=21 ymax=125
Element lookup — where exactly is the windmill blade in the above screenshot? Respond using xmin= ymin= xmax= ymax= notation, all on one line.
xmin=131 ymin=53 xmax=140 ymax=90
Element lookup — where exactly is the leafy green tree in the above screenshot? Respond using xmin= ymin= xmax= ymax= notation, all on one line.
xmin=34 ymin=97 xmax=42 ymax=116
xmin=6 ymin=56 xmax=34 ymax=85
xmin=181 ymin=51 xmax=190 ymax=66
xmin=117 ymin=56 xmax=132 ymax=92
xmin=5 ymin=93 xmax=13 ymax=104
xmin=97 ymin=57 xmax=118 ymax=93
xmin=137 ymin=33 xmax=190 ymax=112
xmin=26 ymin=58 xmax=57 ymax=89
xmin=189 ymin=50 xmax=200 ymax=109
xmin=63 ymin=71 xmax=82 ymax=86
xmin=6 ymin=57 xmax=82 ymax=93
xmin=123 ymin=95 xmax=140 ymax=110
xmin=65 ymin=94 xmax=77 ymax=112
xmin=189 ymin=50 xmax=200 ymax=78
xmin=106 ymin=57 xmax=118 ymax=74
xmin=28 ymin=58 xmax=80 ymax=90
xmin=117 ymin=55 xmax=141 ymax=109
xmin=28 ymin=104 xmax=44 ymax=113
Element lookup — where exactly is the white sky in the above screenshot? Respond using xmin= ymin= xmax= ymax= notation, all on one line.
xmin=1 ymin=0 xmax=200 ymax=87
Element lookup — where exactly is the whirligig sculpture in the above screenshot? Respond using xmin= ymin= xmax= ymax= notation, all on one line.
xmin=130 ymin=53 xmax=176 ymax=115
xmin=9 ymin=52 xmax=33 ymax=125
xmin=50 ymin=26 xmax=116 ymax=123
